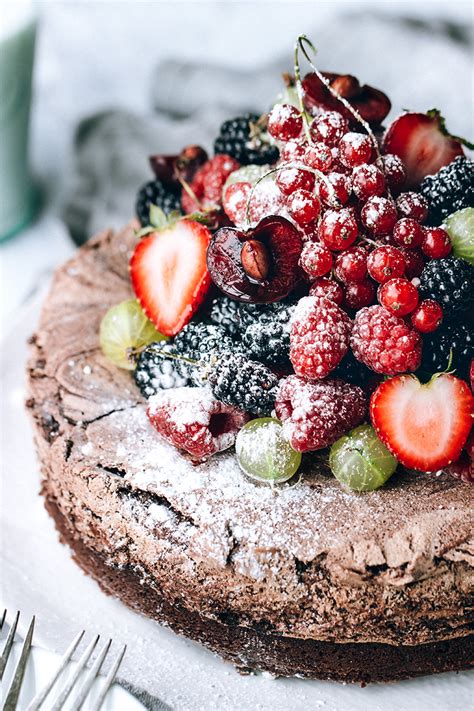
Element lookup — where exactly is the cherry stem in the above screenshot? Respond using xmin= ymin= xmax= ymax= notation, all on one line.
xmin=244 ymin=161 xmax=340 ymax=228
xmin=295 ymin=34 xmax=392 ymax=199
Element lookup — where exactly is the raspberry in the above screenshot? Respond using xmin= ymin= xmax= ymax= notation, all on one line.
xmin=418 ymin=257 xmax=474 ymax=317
xmin=147 ymin=387 xmax=249 ymax=461
xmin=350 ymin=305 xmax=422 ymax=374
xmin=134 ymin=343 xmax=191 ymax=398
xmin=275 ymin=375 xmax=366 ymax=452
xmin=290 ymin=296 xmax=351 ymax=379
xmin=207 ymin=352 xmax=279 ymax=416
xmin=214 ymin=114 xmax=279 ymax=166
xmin=181 ymin=154 xmax=240 ymax=213
xmin=136 ymin=180 xmax=182 ymax=226
xmin=419 ymin=156 xmax=474 ymax=226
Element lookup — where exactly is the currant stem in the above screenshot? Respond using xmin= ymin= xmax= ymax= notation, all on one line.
xmin=148 ymin=345 xmax=201 ymax=368
xmin=295 ymin=34 xmax=392 ymax=199
xmin=293 ymin=39 xmax=312 ymax=143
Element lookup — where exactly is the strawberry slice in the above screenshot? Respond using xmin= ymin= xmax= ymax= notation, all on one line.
xmin=130 ymin=219 xmax=212 ymax=337
xmin=382 ymin=110 xmax=466 ymax=189
xmin=370 ymin=373 xmax=473 ymax=472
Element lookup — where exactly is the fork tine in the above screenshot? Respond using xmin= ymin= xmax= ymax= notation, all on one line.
xmin=0 ymin=610 xmax=20 ymax=680
xmin=26 ymin=630 xmax=85 ymax=711
xmin=68 ymin=639 xmax=111 ymax=711
xmin=89 ymin=644 xmax=126 ymax=711
xmin=50 ymin=635 xmax=100 ymax=711
xmin=0 ymin=609 xmax=6 ymax=631
xmin=2 ymin=615 xmax=35 ymax=711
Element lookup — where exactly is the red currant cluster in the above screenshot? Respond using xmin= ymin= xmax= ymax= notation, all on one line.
xmin=266 ymin=103 xmax=450 ymax=333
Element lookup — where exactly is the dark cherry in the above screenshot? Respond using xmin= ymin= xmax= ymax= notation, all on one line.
xmin=207 ymin=216 xmax=303 ymax=303
xmin=149 ymin=145 xmax=208 ymax=187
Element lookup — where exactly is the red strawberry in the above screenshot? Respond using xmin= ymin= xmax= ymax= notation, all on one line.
xmin=130 ymin=219 xmax=212 ymax=337
xmin=382 ymin=110 xmax=465 ymax=189
xmin=370 ymin=373 xmax=473 ymax=472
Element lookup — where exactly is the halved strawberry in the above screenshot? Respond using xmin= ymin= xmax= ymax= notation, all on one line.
xmin=370 ymin=373 xmax=473 ymax=472
xmin=130 ymin=219 xmax=212 ymax=337
xmin=382 ymin=110 xmax=465 ymax=189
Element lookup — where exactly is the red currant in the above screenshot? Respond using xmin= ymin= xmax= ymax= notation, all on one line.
xmin=309 ymin=111 xmax=348 ymax=146
xmin=379 ymin=154 xmax=406 ymax=193
xmin=421 ymin=227 xmax=452 ymax=259
xmin=392 ymin=218 xmax=424 ymax=248
xmin=304 ymin=142 xmax=333 ymax=172
xmin=299 ymin=242 xmax=333 ymax=278
xmin=276 ymin=167 xmax=314 ymax=196
xmin=267 ymin=104 xmax=303 ymax=142
xmin=338 ymin=132 xmax=373 ymax=167
xmin=378 ymin=278 xmax=419 ymax=316
xmin=319 ymin=207 xmax=359 ymax=250
xmin=396 ymin=192 xmax=429 ymax=223
xmin=344 ymin=279 xmax=376 ymax=309
xmin=367 ymin=245 xmax=406 ymax=283
xmin=400 ymin=248 xmax=425 ymax=279
xmin=410 ymin=299 xmax=443 ymax=333
xmin=280 ymin=140 xmax=307 ymax=163
xmin=351 ymin=164 xmax=386 ymax=201
xmin=287 ymin=189 xmax=321 ymax=225
xmin=361 ymin=197 xmax=398 ymax=235
xmin=334 ymin=246 xmax=368 ymax=283
xmin=319 ymin=172 xmax=351 ymax=206
xmin=309 ymin=277 xmax=344 ymax=305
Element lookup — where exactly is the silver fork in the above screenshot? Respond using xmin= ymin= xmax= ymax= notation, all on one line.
xmin=0 ymin=610 xmax=126 ymax=710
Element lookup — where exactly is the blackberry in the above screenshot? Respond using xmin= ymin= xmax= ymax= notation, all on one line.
xmin=418 ymin=257 xmax=474 ymax=317
xmin=242 ymin=303 xmax=295 ymax=366
xmin=208 ymin=352 xmax=279 ymax=416
xmin=134 ymin=343 xmax=191 ymax=398
xmin=135 ymin=180 xmax=182 ymax=226
xmin=209 ymin=296 xmax=242 ymax=337
xmin=420 ymin=321 xmax=473 ymax=379
xmin=214 ymin=114 xmax=279 ymax=166
xmin=420 ymin=157 xmax=474 ymax=226
xmin=174 ymin=322 xmax=235 ymax=362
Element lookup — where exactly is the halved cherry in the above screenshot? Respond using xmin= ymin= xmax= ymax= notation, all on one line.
xmin=207 ymin=216 xmax=303 ymax=303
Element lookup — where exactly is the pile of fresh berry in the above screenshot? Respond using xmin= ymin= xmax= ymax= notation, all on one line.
xmin=101 ymin=38 xmax=473 ymax=490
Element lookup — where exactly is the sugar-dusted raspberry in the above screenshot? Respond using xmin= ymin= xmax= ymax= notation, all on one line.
xmin=350 ymin=305 xmax=422 ymax=374
xmin=309 ymin=277 xmax=344 ymax=305
xmin=181 ymin=154 xmax=240 ymax=213
xmin=396 ymin=191 xmax=429 ymax=223
xmin=360 ymin=196 xmax=398 ymax=235
xmin=290 ymin=296 xmax=352 ymax=378
xmin=275 ymin=375 xmax=366 ymax=451
xmin=147 ymin=387 xmax=249 ymax=461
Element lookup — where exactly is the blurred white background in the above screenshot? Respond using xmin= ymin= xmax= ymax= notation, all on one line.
xmin=0 ymin=0 xmax=473 ymax=332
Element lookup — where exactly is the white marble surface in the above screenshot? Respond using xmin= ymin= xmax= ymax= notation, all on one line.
xmin=1 ymin=0 xmax=473 ymax=334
